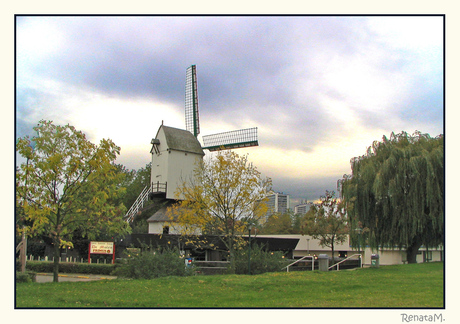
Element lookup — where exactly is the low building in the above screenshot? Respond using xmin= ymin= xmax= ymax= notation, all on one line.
xmin=119 ymin=233 xmax=299 ymax=262
xmin=255 ymin=234 xmax=443 ymax=266
xmin=142 ymin=199 xmax=443 ymax=267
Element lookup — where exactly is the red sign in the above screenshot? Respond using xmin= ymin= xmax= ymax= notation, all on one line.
xmin=88 ymin=241 xmax=115 ymax=264
xmin=90 ymin=241 xmax=114 ymax=254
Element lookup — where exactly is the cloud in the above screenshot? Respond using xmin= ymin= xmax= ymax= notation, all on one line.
xmin=15 ymin=15 xmax=444 ymax=200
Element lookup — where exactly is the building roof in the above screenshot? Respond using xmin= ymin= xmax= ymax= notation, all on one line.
xmin=159 ymin=125 xmax=204 ymax=155
xmin=147 ymin=200 xmax=177 ymax=223
xmin=121 ymin=233 xmax=299 ymax=252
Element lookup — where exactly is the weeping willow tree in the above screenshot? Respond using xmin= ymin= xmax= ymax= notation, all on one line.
xmin=341 ymin=131 xmax=444 ymax=263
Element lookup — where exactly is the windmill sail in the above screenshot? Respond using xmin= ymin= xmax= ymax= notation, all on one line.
xmin=202 ymin=127 xmax=259 ymax=151
xmin=185 ymin=65 xmax=200 ymax=137
xmin=184 ymin=65 xmax=259 ymax=151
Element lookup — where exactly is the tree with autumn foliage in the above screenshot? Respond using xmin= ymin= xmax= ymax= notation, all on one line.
xmin=16 ymin=120 xmax=131 ymax=282
xmin=302 ymin=191 xmax=348 ymax=265
xmin=341 ymin=131 xmax=444 ymax=263
xmin=260 ymin=211 xmax=302 ymax=234
xmin=166 ymin=150 xmax=272 ymax=272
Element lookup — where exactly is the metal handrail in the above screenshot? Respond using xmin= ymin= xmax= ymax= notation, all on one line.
xmin=125 ymin=182 xmax=168 ymax=223
xmin=283 ymin=255 xmax=315 ymax=272
xmin=125 ymin=185 xmax=149 ymax=223
xmin=328 ymin=254 xmax=362 ymax=271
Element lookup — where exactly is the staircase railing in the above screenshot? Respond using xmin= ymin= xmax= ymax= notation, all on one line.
xmin=125 ymin=185 xmax=151 ymax=223
xmin=282 ymin=255 xmax=315 ymax=272
xmin=328 ymin=254 xmax=362 ymax=271
xmin=125 ymin=182 xmax=167 ymax=223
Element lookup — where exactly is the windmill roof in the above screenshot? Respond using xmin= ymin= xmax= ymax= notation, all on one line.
xmin=159 ymin=125 xmax=204 ymax=155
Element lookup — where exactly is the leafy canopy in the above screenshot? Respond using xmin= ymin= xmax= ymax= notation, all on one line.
xmin=341 ymin=131 xmax=444 ymax=262
xmin=302 ymin=191 xmax=348 ymax=258
xmin=166 ymin=150 xmax=272 ymax=265
xmin=16 ymin=120 xmax=131 ymax=248
xmin=260 ymin=211 xmax=302 ymax=234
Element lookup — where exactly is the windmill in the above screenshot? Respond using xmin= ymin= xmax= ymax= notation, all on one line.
xmin=125 ymin=65 xmax=259 ymax=223
xmin=185 ymin=64 xmax=259 ymax=151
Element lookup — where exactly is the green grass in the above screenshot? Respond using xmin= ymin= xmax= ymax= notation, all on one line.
xmin=16 ymin=262 xmax=444 ymax=308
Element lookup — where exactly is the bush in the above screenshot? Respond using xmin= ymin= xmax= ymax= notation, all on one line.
xmin=26 ymin=261 xmax=115 ymax=275
xmin=16 ymin=271 xmax=36 ymax=283
xmin=233 ymin=243 xmax=290 ymax=275
xmin=113 ymin=248 xmax=194 ymax=279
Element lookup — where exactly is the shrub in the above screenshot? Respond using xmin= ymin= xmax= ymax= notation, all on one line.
xmin=26 ymin=261 xmax=115 ymax=275
xmin=233 ymin=243 xmax=290 ymax=275
xmin=113 ymin=248 xmax=193 ymax=279
xmin=16 ymin=271 xmax=36 ymax=283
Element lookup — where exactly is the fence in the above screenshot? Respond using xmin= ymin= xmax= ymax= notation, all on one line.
xmin=25 ymin=255 xmax=113 ymax=264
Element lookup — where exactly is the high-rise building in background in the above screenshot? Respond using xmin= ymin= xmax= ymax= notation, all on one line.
xmin=294 ymin=202 xmax=314 ymax=215
xmin=263 ymin=192 xmax=290 ymax=222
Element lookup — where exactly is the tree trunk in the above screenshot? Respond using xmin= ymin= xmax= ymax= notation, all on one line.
xmin=406 ymin=238 xmax=423 ymax=264
xmin=330 ymin=237 xmax=335 ymax=267
xmin=53 ymin=239 xmax=60 ymax=282
xmin=225 ymin=236 xmax=236 ymax=274
xmin=330 ymin=246 xmax=335 ymax=267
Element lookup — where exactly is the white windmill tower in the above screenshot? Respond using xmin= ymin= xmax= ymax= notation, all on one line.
xmin=125 ymin=65 xmax=259 ymax=224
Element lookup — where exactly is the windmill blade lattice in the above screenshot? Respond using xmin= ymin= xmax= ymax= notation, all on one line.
xmin=184 ymin=65 xmax=259 ymax=151
xmin=202 ymin=127 xmax=259 ymax=151
xmin=185 ymin=65 xmax=200 ymax=137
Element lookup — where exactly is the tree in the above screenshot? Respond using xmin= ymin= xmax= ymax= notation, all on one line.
xmin=166 ymin=150 xmax=272 ymax=272
xmin=114 ymin=162 xmax=154 ymax=233
xmin=116 ymin=162 xmax=151 ymax=210
xmin=260 ymin=211 xmax=301 ymax=234
xmin=341 ymin=131 xmax=444 ymax=263
xmin=16 ymin=120 xmax=131 ymax=282
xmin=302 ymin=191 xmax=348 ymax=265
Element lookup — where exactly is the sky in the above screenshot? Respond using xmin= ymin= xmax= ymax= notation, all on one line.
xmin=15 ymin=15 xmax=444 ymax=204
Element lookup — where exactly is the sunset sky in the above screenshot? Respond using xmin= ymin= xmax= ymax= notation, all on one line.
xmin=15 ymin=15 xmax=444 ymax=203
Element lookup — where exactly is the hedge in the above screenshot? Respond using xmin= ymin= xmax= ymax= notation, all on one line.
xmin=25 ymin=261 xmax=116 ymax=275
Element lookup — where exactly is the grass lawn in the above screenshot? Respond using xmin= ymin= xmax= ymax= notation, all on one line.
xmin=15 ymin=262 xmax=444 ymax=308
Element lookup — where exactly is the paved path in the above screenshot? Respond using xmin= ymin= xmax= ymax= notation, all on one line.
xmin=35 ymin=273 xmax=117 ymax=283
